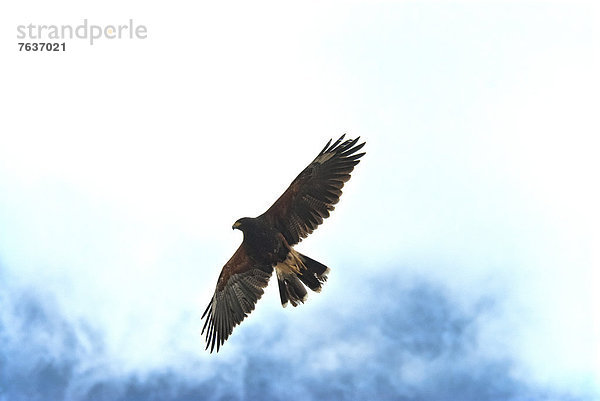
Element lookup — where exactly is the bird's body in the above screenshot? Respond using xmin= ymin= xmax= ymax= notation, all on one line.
xmin=202 ymin=135 xmax=365 ymax=352
xmin=234 ymin=217 xmax=288 ymax=266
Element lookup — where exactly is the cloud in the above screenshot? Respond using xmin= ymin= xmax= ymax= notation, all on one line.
xmin=1 ymin=265 xmax=594 ymax=401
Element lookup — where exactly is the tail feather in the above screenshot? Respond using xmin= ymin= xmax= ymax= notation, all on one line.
xmin=275 ymin=249 xmax=330 ymax=308
xmin=277 ymin=274 xmax=307 ymax=307
xmin=297 ymin=253 xmax=329 ymax=293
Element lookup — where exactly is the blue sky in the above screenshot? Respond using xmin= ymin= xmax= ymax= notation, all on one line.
xmin=1 ymin=1 xmax=599 ymax=400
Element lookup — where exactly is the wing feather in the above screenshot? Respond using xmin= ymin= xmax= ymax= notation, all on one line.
xmin=201 ymin=244 xmax=273 ymax=352
xmin=261 ymin=135 xmax=366 ymax=245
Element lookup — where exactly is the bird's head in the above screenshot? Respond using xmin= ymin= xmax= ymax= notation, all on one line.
xmin=232 ymin=217 xmax=251 ymax=231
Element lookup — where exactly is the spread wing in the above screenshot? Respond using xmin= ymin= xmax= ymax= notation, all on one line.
xmin=201 ymin=244 xmax=273 ymax=353
xmin=261 ymin=135 xmax=366 ymax=246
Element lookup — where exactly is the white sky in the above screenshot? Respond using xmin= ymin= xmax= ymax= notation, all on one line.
xmin=1 ymin=0 xmax=599 ymax=395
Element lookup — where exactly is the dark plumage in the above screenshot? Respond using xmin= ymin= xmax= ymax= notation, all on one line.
xmin=201 ymin=135 xmax=366 ymax=352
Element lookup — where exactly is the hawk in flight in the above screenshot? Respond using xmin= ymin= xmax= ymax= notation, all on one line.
xmin=201 ymin=135 xmax=366 ymax=352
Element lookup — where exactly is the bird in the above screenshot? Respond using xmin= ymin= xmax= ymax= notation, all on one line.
xmin=201 ymin=134 xmax=366 ymax=352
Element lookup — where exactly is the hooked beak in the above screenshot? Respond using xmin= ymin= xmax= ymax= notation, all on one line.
xmin=232 ymin=221 xmax=241 ymax=230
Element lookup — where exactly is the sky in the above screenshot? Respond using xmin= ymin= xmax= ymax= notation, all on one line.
xmin=1 ymin=1 xmax=599 ymax=400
